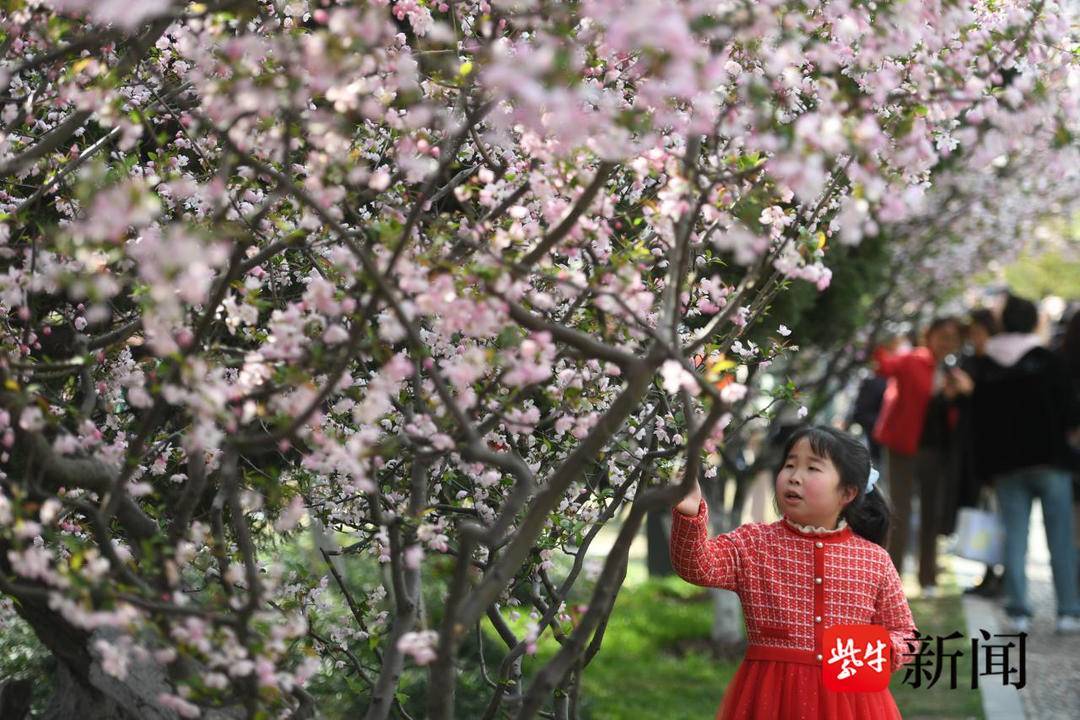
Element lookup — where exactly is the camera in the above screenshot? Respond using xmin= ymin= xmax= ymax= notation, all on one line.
xmin=942 ymin=353 xmax=959 ymax=371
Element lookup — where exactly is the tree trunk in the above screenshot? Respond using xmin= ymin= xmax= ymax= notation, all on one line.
xmin=645 ymin=508 xmax=673 ymax=577
xmin=12 ymin=599 xmax=245 ymax=720
xmin=708 ymin=502 xmax=745 ymax=650
xmin=706 ymin=475 xmax=746 ymax=651
xmin=710 ymin=588 xmax=745 ymax=648
xmin=34 ymin=646 xmax=176 ymax=720
xmin=41 ymin=661 xmax=143 ymax=720
xmin=0 ymin=678 xmax=33 ymax=720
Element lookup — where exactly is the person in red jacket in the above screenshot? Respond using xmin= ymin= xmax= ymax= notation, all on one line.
xmin=872 ymin=318 xmax=963 ymax=595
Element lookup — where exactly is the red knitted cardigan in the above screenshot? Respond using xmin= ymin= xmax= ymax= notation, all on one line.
xmin=670 ymin=497 xmax=920 ymax=671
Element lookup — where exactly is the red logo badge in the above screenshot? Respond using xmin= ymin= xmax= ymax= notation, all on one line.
xmin=822 ymin=624 xmax=891 ymax=692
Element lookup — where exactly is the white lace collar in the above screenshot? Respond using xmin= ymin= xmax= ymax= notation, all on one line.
xmin=783 ymin=516 xmax=848 ymax=535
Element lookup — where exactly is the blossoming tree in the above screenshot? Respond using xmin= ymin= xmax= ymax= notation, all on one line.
xmin=0 ymin=0 xmax=1076 ymax=718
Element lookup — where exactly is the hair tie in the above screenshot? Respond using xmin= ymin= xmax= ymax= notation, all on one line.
xmin=866 ymin=466 xmax=879 ymax=494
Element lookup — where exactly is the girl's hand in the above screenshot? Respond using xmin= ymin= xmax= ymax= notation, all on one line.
xmin=674 ymin=478 xmax=703 ymax=516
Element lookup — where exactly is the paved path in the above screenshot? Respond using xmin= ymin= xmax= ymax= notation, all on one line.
xmin=951 ymin=502 xmax=1080 ymax=720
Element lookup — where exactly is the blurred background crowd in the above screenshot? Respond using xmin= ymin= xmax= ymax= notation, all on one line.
xmin=848 ymin=293 xmax=1080 ymax=634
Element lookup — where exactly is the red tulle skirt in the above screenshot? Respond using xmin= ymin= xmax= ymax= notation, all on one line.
xmin=717 ymin=659 xmax=903 ymax=719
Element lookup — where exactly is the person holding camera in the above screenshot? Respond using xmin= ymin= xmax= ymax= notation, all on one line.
xmin=872 ymin=317 xmax=963 ymax=597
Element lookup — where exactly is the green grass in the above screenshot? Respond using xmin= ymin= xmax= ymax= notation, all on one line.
xmin=488 ymin=575 xmax=738 ymax=719
xmin=574 ymin=578 xmax=739 ymax=719
xmin=890 ymin=594 xmax=984 ymax=719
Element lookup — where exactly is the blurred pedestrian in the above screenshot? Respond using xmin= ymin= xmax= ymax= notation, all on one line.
xmin=1056 ymin=307 xmax=1080 ymax=592
xmin=954 ymin=294 xmax=1080 ymax=633
xmin=951 ymin=308 xmax=1005 ymax=597
xmin=1057 ymin=306 xmax=1080 ymax=472
xmin=872 ymin=316 xmax=963 ymax=597
xmin=847 ymin=368 xmax=888 ymax=464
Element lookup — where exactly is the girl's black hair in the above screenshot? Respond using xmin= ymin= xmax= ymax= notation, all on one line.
xmin=775 ymin=425 xmax=892 ymax=547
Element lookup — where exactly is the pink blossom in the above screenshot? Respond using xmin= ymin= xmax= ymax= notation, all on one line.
xmin=51 ymin=0 xmax=172 ymax=29
xmin=94 ymin=637 xmax=133 ymax=680
xmin=442 ymin=347 xmax=490 ymax=389
xmin=274 ymin=496 xmax=306 ymax=532
xmin=39 ymin=498 xmax=63 ymax=524
xmin=255 ymin=657 xmax=277 ymax=689
xmin=369 ymin=169 xmax=391 ymax=190
xmin=417 ymin=522 xmax=450 ymax=553
xmin=404 ymin=544 xmax=424 ymax=570
xmin=554 ymin=415 xmax=576 ymax=436
xmin=397 ymin=629 xmax=439 ymax=665
xmin=504 ymin=405 xmax=541 ymax=433
xmin=720 ymin=382 xmax=748 ymax=404
xmin=759 ymin=206 xmax=792 ymax=227
xmin=322 ymin=324 xmax=350 ymax=344
xmin=712 ymin=224 xmax=767 ymax=266
xmin=18 ymin=406 xmax=45 ymax=432
xmin=652 ymin=360 xmax=695 ymax=399
xmin=8 ymin=546 xmax=53 ymax=582
xmin=502 ymin=332 xmax=556 ymax=387
xmin=571 ymin=412 xmax=601 ymax=440
xmin=156 ymin=693 xmax=201 ymax=718
xmin=305 ymin=275 xmax=342 ymax=317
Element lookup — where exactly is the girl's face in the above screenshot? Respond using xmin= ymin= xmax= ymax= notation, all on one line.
xmin=776 ymin=437 xmax=857 ymax=529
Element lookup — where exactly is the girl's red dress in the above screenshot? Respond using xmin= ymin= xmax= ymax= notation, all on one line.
xmin=670 ymin=497 xmax=920 ymax=719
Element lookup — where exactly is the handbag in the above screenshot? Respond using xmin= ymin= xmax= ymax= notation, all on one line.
xmin=952 ymin=505 xmax=1005 ymax=566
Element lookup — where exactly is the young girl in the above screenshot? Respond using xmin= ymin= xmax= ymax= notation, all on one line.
xmin=670 ymin=425 xmax=919 ymax=719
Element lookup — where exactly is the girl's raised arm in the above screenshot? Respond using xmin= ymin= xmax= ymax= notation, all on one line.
xmin=872 ymin=559 xmax=921 ymax=672
xmin=669 ymin=496 xmax=744 ymax=591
